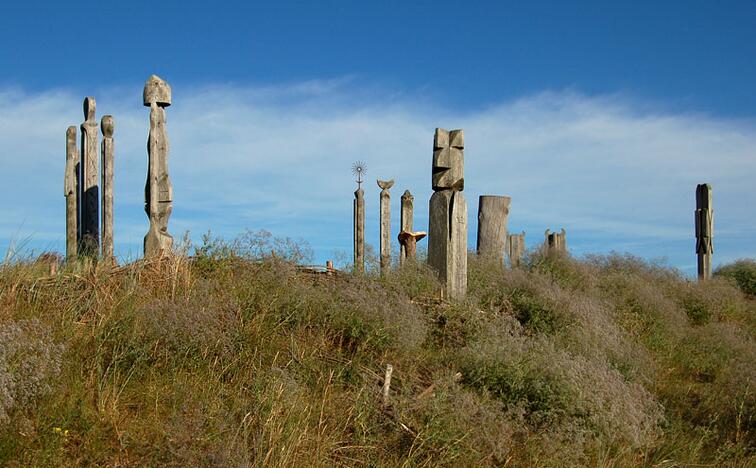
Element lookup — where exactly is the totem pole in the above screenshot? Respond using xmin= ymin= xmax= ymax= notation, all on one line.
xmin=80 ymin=97 xmax=99 ymax=255
xmin=400 ymin=190 xmax=413 ymax=262
xmin=352 ymin=162 xmax=366 ymax=273
xmin=143 ymin=75 xmax=174 ymax=257
xmin=64 ymin=126 xmax=79 ymax=259
xmin=101 ymin=115 xmax=115 ymax=262
xmin=378 ymin=179 xmax=394 ymax=273
xmin=398 ymin=189 xmax=426 ymax=264
xmin=476 ymin=195 xmax=511 ymax=262
xmin=695 ymin=183 xmax=713 ymax=280
xmin=428 ymin=128 xmax=467 ymax=300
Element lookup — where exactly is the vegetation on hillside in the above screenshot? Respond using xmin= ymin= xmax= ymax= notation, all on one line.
xmin=0 ymin=232 xmax=753 ymax=466
xmin=715 ymin=258 xmax=756 ymax=296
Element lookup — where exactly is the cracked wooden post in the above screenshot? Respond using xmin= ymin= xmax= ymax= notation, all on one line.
xmin=544 ymin=228 xmax=567 ymax=254
xmin=476 ymin=195 xmax=511 ymax=262
xmin=508 ymin=231 xmax=525 ymax=268
xmin=378 ymin=179 xmax=394 ymax=273
xmin=101 ymin=115 xmax=115 ymax=262
xmin=64 ymin=126 xmax=79 ymax=260
xmin=399 ymin=190 xmax=414 ymax=265
xmin=354 ymin=187 xmax=365 ymax=272
xmin=695 ymin=183 xmax=713 ymax=280
xmin=428 ymin=128 xmax=467 ymax=300
xmin=143 ymin=75 xmax=174 ymax=257
xmin=80 ymin=97 xmax=99 ymax=256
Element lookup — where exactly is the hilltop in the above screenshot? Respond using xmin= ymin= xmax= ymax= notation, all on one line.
xmin=0 ymin=234 xmax=753 ymax=466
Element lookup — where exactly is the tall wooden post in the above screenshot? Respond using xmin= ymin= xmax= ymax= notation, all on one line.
xmin=64 ymin=126 xmax=79 ymax=260
xmin=476 ymin=195 xmax=511 ymax=262
xmin=101 ymin=115 xmax=115 ymax=262
xmin=428 ymin=128 xmax=467 ymax=300
xmin=695 ymin=184 xmax=713 ymax=280
xmin=354 ymin=187 xmax=365 ymax=272
xmin=378 ymin=179 xmax=395 ymax=273
xmin=80 ymin=97 xmax=99 ymax=256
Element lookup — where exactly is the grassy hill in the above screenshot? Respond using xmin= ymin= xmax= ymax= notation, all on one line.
xmin=1 ymin=234 xmax=753 ymax=466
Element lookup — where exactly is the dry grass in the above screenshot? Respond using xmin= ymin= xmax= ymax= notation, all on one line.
xmin=0 ymin=236 xmax=753 ymax=466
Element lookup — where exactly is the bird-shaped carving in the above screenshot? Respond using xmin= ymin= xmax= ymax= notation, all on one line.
xmin=377 ymin=179 xmax=395 ymax=190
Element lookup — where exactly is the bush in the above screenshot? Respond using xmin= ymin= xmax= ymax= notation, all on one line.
xmin=715 ymin=259 xmax=756 ymax=296
xmin=0 ymin=320 xmax=63 ymax=424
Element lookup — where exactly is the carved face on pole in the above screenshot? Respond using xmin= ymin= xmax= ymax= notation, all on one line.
xmin=143 ymin=75 xmax=172 ymax=107
xmin=432 ymin=128 xmax=464 ymax=191
xmin=83 ymin=96 xmax=96 ymax=122
xmin=101 ymin=115 xmax=114 ymax=138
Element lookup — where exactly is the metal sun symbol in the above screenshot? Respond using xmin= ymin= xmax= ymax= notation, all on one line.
xmin=351 ymin=161 xmax=367 ymax=187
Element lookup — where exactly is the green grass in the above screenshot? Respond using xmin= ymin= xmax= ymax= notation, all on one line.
xmin=0 ymin=238 xmax=753 ymax=466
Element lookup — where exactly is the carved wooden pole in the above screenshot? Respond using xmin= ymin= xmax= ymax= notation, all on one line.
xmin=544 ymin=228 xmax=567 ymax=254
xmin=64 ymin=126 xmax=79 ymax=260
xmin=695 ymin=183 xmax=713 ymax=280
xmin=399 ymin=190 xmax=414 ymax=265
xmin=476 ymin=195 xmax=511 ymax=262
xmin=354 ymin=187 xmax=365 ymax=272
xmin=80 ymin=97 xmax=99 ymax=256
xmin=101 ymin=115 xmax=115 ymax=262
xmin=143 ymin=75 xmax=174 ymax=257
xmin=428 ymin=128 xmax=467 ymax=300
xmin=398 ymin=231 xmax=426 ymax=261
xmin=378 ymin=179 xmax=394 ymax=273
xmin=508 ymin=231 xmax=525 ymax=268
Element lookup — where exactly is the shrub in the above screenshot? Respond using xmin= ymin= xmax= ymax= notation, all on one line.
xmin=715 ymin=259 xmax=756 ymax=296
xmin=0 ymin=319 xmax=63 ymax=423
xmin=459 ymin=335 xmax=664 ymax=456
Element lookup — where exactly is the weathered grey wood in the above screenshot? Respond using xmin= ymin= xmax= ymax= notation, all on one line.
xmin=399 ymin=190 xmax=414 ymax=264
xmin=143 ymin=75 xmax=174 ymax=257
xmin=432 ymin=128 xmax=464 ymax=191
xmin=382 ymin=364 xmax=393 ymax=405
xmin=544 ymin=228 xmax=567 ymax=254
xmin=507 ymin=231 xmax=525 ymax=268
xmin=353 ymin=187 xmax=365 ymax=272
xmin=101 ymin=115 xmax=115 ymax=262
xmin=428 ymin=128 xmax=467 ymax=300
xmin=429 ymin=190 xmax=468 ymax=300
xmin=378 ymin=179 xmax=394 ymax=273
xmin=64 ymin=126 xmax=78 ymax=260
xmin=476 ymin=195 xmax=511 ymax=262
xmin=695 ymin=183 xmax=713 ymax=280
xmin=80 ymin=97 xmax=99 ymax=256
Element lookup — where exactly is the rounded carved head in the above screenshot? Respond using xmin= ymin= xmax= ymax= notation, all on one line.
xmin=83 ymin=97 xmax=96 ymax=121
xmin=101 ymin=115 xmax=114 ymax=137
xmin=143 ymin=75 xmax=172 ymax=107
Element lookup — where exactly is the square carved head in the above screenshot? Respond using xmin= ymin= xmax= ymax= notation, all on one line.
xmin=432 ymin=128 xmax=464 ymax=190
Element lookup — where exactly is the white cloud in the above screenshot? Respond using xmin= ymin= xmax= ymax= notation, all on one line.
xmin=1 ymin=82 xmax=754 ymax=272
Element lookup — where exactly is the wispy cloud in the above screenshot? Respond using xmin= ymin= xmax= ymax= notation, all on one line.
xmin=1 ymin=81 xmax=754 ymax=272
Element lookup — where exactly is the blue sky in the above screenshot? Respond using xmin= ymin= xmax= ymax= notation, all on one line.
xmin=1 ymin=1 xmax=755 ymax=273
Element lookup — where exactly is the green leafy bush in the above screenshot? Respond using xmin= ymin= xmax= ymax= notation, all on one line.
xmin=715 ymin=259 xmax=756 ymax=296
